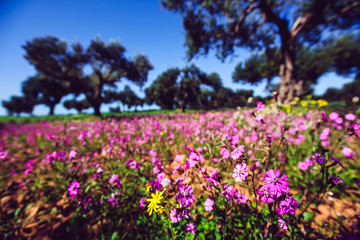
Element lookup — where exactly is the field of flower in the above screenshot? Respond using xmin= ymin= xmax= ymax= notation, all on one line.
xmin=0 ymin=100 xmax=359 ymax=239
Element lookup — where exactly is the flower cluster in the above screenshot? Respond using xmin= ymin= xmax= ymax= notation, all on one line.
xmin=222 ymin=184 xmax=246 ymax=204
xmin=68 ymin=181 xmax=80 ymax=200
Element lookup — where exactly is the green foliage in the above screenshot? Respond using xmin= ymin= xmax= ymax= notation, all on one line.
xmin=2 ymin=96 xmax=35 ymax=116
xmin=22 ymin=36 xmax=153 ymax=116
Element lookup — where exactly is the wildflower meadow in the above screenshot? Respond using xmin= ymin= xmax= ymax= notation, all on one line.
xmin=0 ymin=98 xmax=359 ymax=239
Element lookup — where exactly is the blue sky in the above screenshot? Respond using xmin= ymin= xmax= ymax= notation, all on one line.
xmin=0 ymin=0 xmax=354 ymax=116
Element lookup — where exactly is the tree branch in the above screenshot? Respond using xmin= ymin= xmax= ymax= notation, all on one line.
xmin=258 ymin=0 xmax=287 ymax=30
xmin=234 ymin=3 xmax=259 ymax=33
xmin=339 ymin=1 xmax=360 ymax=14
xmin=290 ymin=13 xmax=314 ymax=38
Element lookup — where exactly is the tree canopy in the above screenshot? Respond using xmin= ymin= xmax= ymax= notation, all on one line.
xmin=23 ymin=36 xmax=153 ymax=116
xmin=22 ymin=75 xmax=71 ymax=115
xmin=233 ymin=34 xmax=360 ymax=97
xmin=161 ymin=0 xmax=360 ymax=103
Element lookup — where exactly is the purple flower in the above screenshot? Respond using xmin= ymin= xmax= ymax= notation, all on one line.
xmin=231 ymin=145 xmax=245 ymax=160
xmin=68 ymin=181 xmax=80 ymax=199
xmin=311 ymin=153 xmax=326 ymax=165
xmin=186 ymin=223 xmax=197 ymax=234
xmin=177 ymin=206 xmax=191 ymax=219
xmin=232 ymin=163 xmax=249 ymax=182
xmin=256 ymin=185 xmax=275 ymax=204
xmin=204 ymin=198 xmax=214 ymax=212
xmin=278 ymin=217 xmax=288 ymax=230
xmin=204 ymin=168 xmax=219 ymax=188
xmin=222 ymin=184 xmax=235 ymax=201
xmin=330 ymin=173 xmax=343 ymax=185
xmin=107 ymin=192 xmax=120 ymax=206
xmin=331 ymin=157 xmax=344 ymax=168
xmin=264 ymin=169 xmax=289 ymax=197
xmin=176 ymin=183 xmax=195 ymax=207
xmin=126 ymin=159 xmax=141 ymax=171
xmin=321 ymin=111 xmax=328 ymax=122
xmin=276 ymin=197 xmax=298 ymax=215
xmin=222 ymin=184 xmax=246 ymax=203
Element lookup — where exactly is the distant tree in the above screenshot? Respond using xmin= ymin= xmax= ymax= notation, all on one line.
xmin=63 ymin=99 xmax=91 ymax=114
xmin=2 ymin=96 xmax=35 ymax=116
xmin=23 ymin=36 xmax=153 ymax=116
xmin=22 ymin=75 xmax=70 ymax=115
xmin=145 ymin=68 xmax=180 ymax=110
xmin=161 ymin=0 xmax=360 ymax=103
xmin=121 ymin=85 xmax=142 ymax=111
xmin=146 ymin=65 xmax=222 ymax=112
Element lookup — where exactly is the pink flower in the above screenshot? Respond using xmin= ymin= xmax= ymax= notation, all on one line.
xmin=174 ymin=154 xmax=182 ymax=162
xmin=172 ymin=163 xmax=181 ymax=174
xmin=352 ymin=124 xmax=360 ymax=134
xmin=329 ymin=112 xmax=339 ymax=121
xmin=24 ymin=167 xmax=33 ymax=175
xmin=264 ymin=169 xmax=289 ymax=197
xmin=342 ymin=147 xmax=355 ymax=158
xmin=231 ymin=145 xmax=245 ymax=160
xmin=232 ymin=163 xmax=249 ymax=182
xmin=255 ymin=101 xmax=265 ymax=111
xmin=204 ymin=198 xmax=214 ymax=212
xmin=170 ymin=208 xmax=180 ymax=223
xmin=220 ymin=146 xmax=230 ymax=159
xmin=335 ymin=117 xmax=343 ymax=124
xmin=345 ymin=113 xmax=356 ymax=121
xmin=278 ymin=217 xmax=288 ymax=230
xmin=298 ymin=161 xmax=308 ymax=171
xmin=186 ymin=223 xmax=196 ymax=233
xmin=0 ymin=150 xmax=8 ymax=159
xmin=68 ymin=181 xmax=80 ymax=199
xmin=109 ymin=174 xmax=118 ymax=183
xmin=139 ymin=198 xmax=145 ymax=208
xmin=69 ymin=150 xmax=77 ymax=160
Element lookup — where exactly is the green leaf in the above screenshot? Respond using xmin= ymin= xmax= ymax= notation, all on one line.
xmin=303 ymin=211 xmax=315 ymax=221
xmin=111 ymin=231 xmax=118 ymax=240
xmin=85 ymin=185 xmax=91 ymax=193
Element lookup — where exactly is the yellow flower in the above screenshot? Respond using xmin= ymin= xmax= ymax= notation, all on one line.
xmin=294 ymin=97 xmax=300 ymax=102
xmin=146 ymin=191 xmax=164 ymax=216
xmin=146 ymin=186 xmax=152 ymax=192
xmin=317 ymin=99 xmax=328 ymax=108
xmin=300 ymin=100 xmax=308 ymax=107
xmin=284 ymin=104 xmax=291 ymax=113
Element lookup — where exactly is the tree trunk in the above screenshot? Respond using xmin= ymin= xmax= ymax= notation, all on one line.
xmin=48 ymin=103 xmax=56 ymax=115
xmin=277 ymin=35 xmax=303 ymax=104
xmin=181 ymin=92 xmax=188 ymax=113
xmin=93 ymin=103 xmax=101 ymax=117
